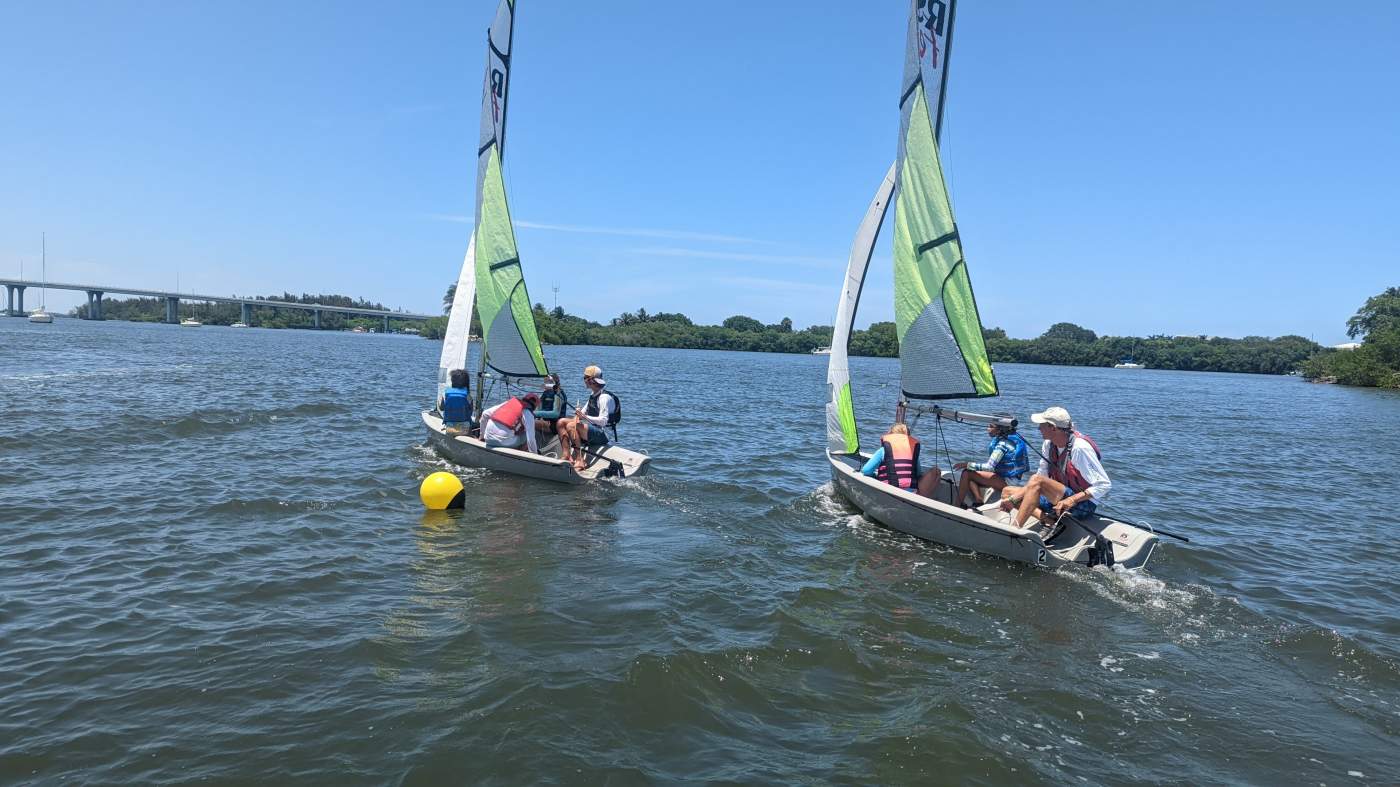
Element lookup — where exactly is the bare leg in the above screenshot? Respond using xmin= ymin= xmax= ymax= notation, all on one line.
xmin=916 ymin=466 xmax=942 ymax=499
xmin=558 ymin=418 xmax=577 ymax=463
xmin=956 ymin=471 xmax=975 ymax=508
xmin=962 ymin=470 xmax=1007 ymax=508
xmin=1014 ymin=476 xmax=1066 ymax=527
xmin=571 ymin=421 xmax=591 ymax=469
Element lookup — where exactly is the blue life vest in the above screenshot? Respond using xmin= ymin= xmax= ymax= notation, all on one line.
xmin=990 ymin=433 xmax=1029 ymax=480
xmin=442 ymin=387 xmax=472 ymax=424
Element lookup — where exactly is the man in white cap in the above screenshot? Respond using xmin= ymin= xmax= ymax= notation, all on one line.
xmin=998 ymin=406 xmax=1111 ymax=529
xmin=559 ymin=364 xmax=618 ymax=470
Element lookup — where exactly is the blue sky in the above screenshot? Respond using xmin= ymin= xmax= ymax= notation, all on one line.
xmin=2 ymin=1 xmax=1396 ymax=343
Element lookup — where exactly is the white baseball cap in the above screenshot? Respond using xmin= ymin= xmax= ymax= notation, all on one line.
xmin=1030 ymin=406 xmax=1072 ymax=429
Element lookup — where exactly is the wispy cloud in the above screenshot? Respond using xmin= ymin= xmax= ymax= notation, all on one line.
xmin=628 ymin=247 xmax=840 ymax=268
xmin=514 ymin=220 xmax=770 ymax=244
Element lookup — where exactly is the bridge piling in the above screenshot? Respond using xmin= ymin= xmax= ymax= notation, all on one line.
xmin=241 ymin=302 xmax=252 ymax=326
xmin=13 ymin=285 xmax=25 ymax=316
xmin=4 ymin=284 xmax=12 ymax=316
xmin=384 ymin=315 xmax=390 ymax=333
xmin=313 ymin=309 xmax=321 ymax=329
xmin=166 ymin=297 xmax=178 ymax=324
xmin=85 ymin=291 xmax=105 ymax=320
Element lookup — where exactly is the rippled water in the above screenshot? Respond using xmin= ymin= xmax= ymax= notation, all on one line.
xmin=3 ymin=318 xmax=1398 ymax=784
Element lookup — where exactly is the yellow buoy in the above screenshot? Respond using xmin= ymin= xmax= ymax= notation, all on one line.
xmin=419 ymin=471 xmax=465 ymax=510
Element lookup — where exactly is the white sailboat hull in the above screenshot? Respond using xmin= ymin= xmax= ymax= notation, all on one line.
xmin=827 ymin=452 xmax=1156 ymax=569
xmin=423 ymin=411 xmax=650 ymax=485
xmin=28 ymin=311 xmax=53 ymax=324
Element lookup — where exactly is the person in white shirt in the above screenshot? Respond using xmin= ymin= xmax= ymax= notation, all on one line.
xmin=998 ymin=406 xmax=1111 ymax=528
xmin=479 ymin=392 xmax=541 ymax=454
xmin=559 ymin=365 xmax=616 ymax=471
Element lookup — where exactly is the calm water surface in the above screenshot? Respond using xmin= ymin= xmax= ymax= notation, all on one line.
xmin=2 ymin=319 xmax=1398 ymax=784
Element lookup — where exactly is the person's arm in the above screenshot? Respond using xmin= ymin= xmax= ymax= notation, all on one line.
xmin=966 ymin=445 xmax=1006 ymax=473
xmin=1073 ymin=442 xmax=1111 ymax=502
xmin=523 ymin=410 xmax=538 ymax=453
xmin=860 ymin=448 xmax=884 ymax=477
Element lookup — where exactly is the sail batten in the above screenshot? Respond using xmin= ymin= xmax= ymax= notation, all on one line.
xmin=892 ymin=0 xmax=996 ymax=401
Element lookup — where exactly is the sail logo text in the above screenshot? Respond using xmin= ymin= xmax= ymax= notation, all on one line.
xmin=916 ymin=0 xmax=948 ymax=67
xmin=489 ymin=68 xmax=505 ymax=123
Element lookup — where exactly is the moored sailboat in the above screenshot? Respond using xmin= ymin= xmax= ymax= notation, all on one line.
xmin=824 ymin=0 xmax=1157 ymax=569
xmin=423 ymin=0 xmax=649 ymax=484
xmin=28 ymin=235 xmax=53 ymax=324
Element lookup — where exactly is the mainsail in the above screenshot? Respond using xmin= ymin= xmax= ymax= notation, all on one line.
xmin=471 ymin=0 xmax=547 ymax=378
xmin=893 ymin=0 xmax=995 ymax=400
xmin=826 ymin=0 xmax=989 ymax=453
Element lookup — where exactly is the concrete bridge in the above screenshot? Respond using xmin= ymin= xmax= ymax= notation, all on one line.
xmin=0 ymin=278 xmax=435 ymax=330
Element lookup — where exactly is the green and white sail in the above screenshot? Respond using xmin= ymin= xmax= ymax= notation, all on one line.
xmin=826 ymin=163 xmax=896 ymax=454
xmin=472 ymin=0 xmax=547 ymax=378
xmin=893 ymin=0 xmax=996 ymax=400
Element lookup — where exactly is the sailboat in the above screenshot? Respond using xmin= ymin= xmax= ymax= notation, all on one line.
xmin=1114 ymin=342 xmax=1145 ymax=368
xmin=29 ymin=235 xmax=53 ymax=324
xmin=422 ymin=0 xmax=649 ymax=484
xmin=823 ymin=0 xmax=1157 ymax=569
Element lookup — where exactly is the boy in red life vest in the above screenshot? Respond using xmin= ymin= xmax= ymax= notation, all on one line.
xmin=479 ymin=392 xmax=541 ymax=453
xmin=999 ymin=406 xmax=1112 ymax=528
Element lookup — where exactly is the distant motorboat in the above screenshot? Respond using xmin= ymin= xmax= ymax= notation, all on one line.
xmin=1113 ymin=360 xmax=1145 ymax=369
xmin=811 ymin=346 xmax=832 ymax=355
xmin=352 ymin=325 xmax=368 ymax=333
xmin=180 ymin=318 xmax=202 ymax=327
xmin=230 ymin=322 xmax=249 ymax=328
xmin=28 ymin=309 xmax=53 ymax=324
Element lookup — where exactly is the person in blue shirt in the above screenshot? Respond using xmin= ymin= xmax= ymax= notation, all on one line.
xmin=532 ymin=373 xmax=569 ymax=439
xmin=438 ymin=369 xmax=474 ymax=433
xmin=952 ymin=417 xmax=1030 ymax=508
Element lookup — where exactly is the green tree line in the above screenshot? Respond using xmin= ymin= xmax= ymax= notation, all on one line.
xmin=72 ymin=293 xmax=430 ymax=332
xmin=984 ymin=322 xmax=1319 ymax=375
xmin=1301 ymin=287 xmax=1400 ymax=388
xmin=425 ymin=284 xmax=1319 ymax=374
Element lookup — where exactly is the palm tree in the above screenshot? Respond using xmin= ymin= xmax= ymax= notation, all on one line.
xmin=443 ymin=283 xmax=456 ymax=314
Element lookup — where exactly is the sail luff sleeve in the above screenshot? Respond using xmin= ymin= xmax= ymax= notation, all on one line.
xmin=827 ymin=162 xmax=897 ymax=454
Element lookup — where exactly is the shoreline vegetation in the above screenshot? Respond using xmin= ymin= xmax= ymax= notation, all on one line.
xmin=70 ymin=293 xmax=426 ymax=332
xmin=421 ymin=296 xmax=1320 ymax=377
xmin=1300 ymin=287 xmax=1400 ymax=389
xmin=74 ymin=285 xmax=1400 ymax=388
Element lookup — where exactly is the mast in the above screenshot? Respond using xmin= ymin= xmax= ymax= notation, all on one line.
xmin=41 ymin=233 xmax=46 ymax=309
